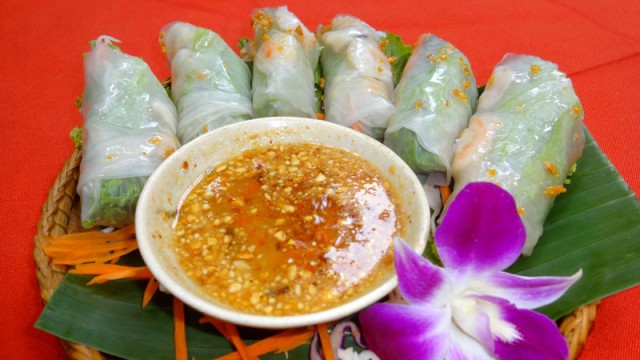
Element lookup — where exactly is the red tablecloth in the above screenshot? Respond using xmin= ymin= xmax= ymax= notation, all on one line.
xmin=1 ymin=0 xmax=639 ymax=358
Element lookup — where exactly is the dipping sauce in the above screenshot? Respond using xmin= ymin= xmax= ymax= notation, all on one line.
xmin=173 ymin=142 xmax=404 ymax=315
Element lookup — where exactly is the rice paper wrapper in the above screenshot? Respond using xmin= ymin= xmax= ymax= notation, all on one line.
xmin=161 ymin=22 xmax=253 ymax=144
xmin=250 ymin=6 xmax=320 ymax=118
xmin=384 ymin=33 xmax=478 ymax=183
xmin=320 ymin=15 xmax=395 ymax=139
xmin=450 ymin=54 xmax=585 ymax=255
xmin=78 ymin=36 xmax=180 ymax=228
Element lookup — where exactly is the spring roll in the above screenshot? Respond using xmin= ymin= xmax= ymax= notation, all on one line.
xmin=319 ymin=15 xmax=395 ymax=139
xmin=78 ymin=36 xmax=180 ymax=228
xmin=450 ymin=54 xmax=585 ymax=255
xmin=160 ymin=22 xmax=253 ymax=144
xmin=248 ymin=6 xmax=320 ymax=118
xmin=384 ymin=34 xmax=478 ymax=185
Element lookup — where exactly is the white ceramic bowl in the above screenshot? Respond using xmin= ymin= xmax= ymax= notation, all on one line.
xmin=136 ymin=117 xmax=429 ymax=329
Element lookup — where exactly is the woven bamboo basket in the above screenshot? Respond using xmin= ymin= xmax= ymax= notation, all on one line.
xmin=33 ymin=148 xmax=599 ymax=360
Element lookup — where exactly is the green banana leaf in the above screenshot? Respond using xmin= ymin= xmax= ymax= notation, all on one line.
xmin=36 ymin=131 xmax=640 ymax=359
xmin=35 ymin=274 xmax=311 ymax=359
xmin=508 ymin=130 xmax=640 ymax=319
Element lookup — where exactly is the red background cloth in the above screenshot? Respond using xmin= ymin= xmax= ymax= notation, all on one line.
xmin=1 ymin=0 xmax=639 ymax=358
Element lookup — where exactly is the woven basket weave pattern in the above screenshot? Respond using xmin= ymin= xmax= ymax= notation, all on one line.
xmin=33 ymin=149 xmax=597 ymax=360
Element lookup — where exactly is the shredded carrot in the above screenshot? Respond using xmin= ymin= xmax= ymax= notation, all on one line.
xmin=43 ymin=225 xmax=138 ymax=265
xmin=224 ymin=322 xmax=256 ymax=360
xmin=316 ymin=323 xmax=335 ymax=360
xmin=212 ymin=326 xmax=315 ymax=360
xmin=199 ymin=316 xmax=231 ymax=339
xmin=315 ymin=112 xmax=326 ymax=120
xmin=173 ymin=297 xmax=188 ymax=360
xmin=199 ymin=316 xmax=256 ymax=360
xmin=70 ymin=264 xmax=151 ymax=285
xmin=440 ymin=185 xmax=452 ymax=205
xmin=142 ymin=274 xmax=159 ymax=308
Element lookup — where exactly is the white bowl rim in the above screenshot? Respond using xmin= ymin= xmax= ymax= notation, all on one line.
xmin=136 ymin=116 xmax=430 ymax=329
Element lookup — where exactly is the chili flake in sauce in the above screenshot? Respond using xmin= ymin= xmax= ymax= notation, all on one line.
xmin=173 ymin=143 xmax=404 ymax=315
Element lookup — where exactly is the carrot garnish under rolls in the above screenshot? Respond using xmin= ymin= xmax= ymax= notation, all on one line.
xmin=69 ymin=264 xmax=151 ymax=285
xmin=212 ymin=325 xmax=315 ymax=360
xmin=224 ymin=322 xmax=256 ymax=360
xmin=199 ymin=316 xmax=255 ymax=360
xmin=43 ymin=224 xmax=138 ymax=265
xmin=316 ymin=322 xmax=335 ymax=360
xmin=173 ymin=297 xmax=188 ymax=360
xmin=199 ymin=316 xmax=231 ymax=339
xmin=142 ymin=274 xmax=159 ymax=308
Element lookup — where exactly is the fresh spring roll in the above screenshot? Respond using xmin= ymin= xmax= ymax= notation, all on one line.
xmin=78 ymin=36 xmax=180 ymax=228
xmin=384 ymin=34 xmax=478 ymax=185
xmin=320 ymin=15 xmax=395 ymax=140
xmin=248 ymin=6 xmax=320 ymax=118
xmin=161 ymin=22 xmax=253 ymax=144
xmin=450 ymin=54 xmax=585 ymax=255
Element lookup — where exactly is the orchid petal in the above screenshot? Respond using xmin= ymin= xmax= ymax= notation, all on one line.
xmin=359 ymin=303 xmax=450 ymax=360
xmin=445 ymin=325 xmax=494 ymax=360
xmin=436 ymin=182 xmax=526 ymax=281
xmin=482 ymin=296 xmax=569 ymax=360
xmin=471 ymin=269 xmax=582 ymax=309
xmin=395 ymin=239 xmax=449 ymax=305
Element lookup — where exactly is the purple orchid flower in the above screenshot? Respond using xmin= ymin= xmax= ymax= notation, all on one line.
xmin=359 ymin=182 xmax=582 ymax=360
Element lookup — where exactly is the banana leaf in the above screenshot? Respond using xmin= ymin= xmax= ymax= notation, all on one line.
xmin=508 ymin=130 xmax=640 ymax=319
xmin=35 ymin=274 xmax=311 ymax=359
xmin=35 ymin=131 xmax=640 ymax=359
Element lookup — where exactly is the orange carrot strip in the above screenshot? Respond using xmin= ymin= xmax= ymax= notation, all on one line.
xmin=315 ymin=112 xmax=326 ymax=120
xmin=46 ymin=224 xmax=136 ymax=242
xmin=173 ymin=297 xmax=188 ymax=360
xmin=199 ymin=316 xmax=232 ymax=339
xmin=43 ymin=225 xmax=138 ymax=265
xmin=214 ymin=327 xmax=315 ymax=360
xmin=70 ymin=264 xmax=151 ymax=285
xmin=350 ymin=122 xmax=363 ymax=133
xmin=48 ymin=247 xmax=138 ymax=266
xmin=440 ymin=185 xmax=452 ymax=205
xmin=85 ymin=268 xmax=151 ymax=285
xmin=43 ymin=240 xmax=137 ymax=254
xmin=142 ymin=274 xmax=159 ymax=308
xmin=199 ymin=316 xmax=255 ymax=360
xmin=224 ymin=322 xmax=257 ymax=360
xmin=317 ymin=323 xmax=335 ymax=360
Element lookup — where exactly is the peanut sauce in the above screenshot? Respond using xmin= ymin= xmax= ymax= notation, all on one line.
xmin=173 ymin=143 xmax=404 ymax=315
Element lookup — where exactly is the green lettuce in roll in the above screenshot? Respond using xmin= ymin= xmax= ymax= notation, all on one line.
xmin=161 ymin=22 xmax=253 ymax=144
xmin=78 ymin=36 xmax=180 ymax=228
xmin=247 ymin=6 xmax=320 ymax=118
xmin=384 ymin=34 xmax=478 ymax=185
xmin=450 ymin=54 xmax=585 ymax=255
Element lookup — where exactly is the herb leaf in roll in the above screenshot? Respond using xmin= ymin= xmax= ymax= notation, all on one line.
xmin=380 ymin=32 xmax=413 ymax=86
xmin=450 ymin=54 xmax=586 ymax=255
xmin=161 ymin=22 xmax=253 ymax=144
xmin=78 ymin=36 xmax=180 ymax=228
xmin=319 ymin=15 xmax=395 ymax=140
xmin=384 ymin=34 xmax=478 ymax=186
xmin=247 ymin=6 xmax=320 ymax=118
